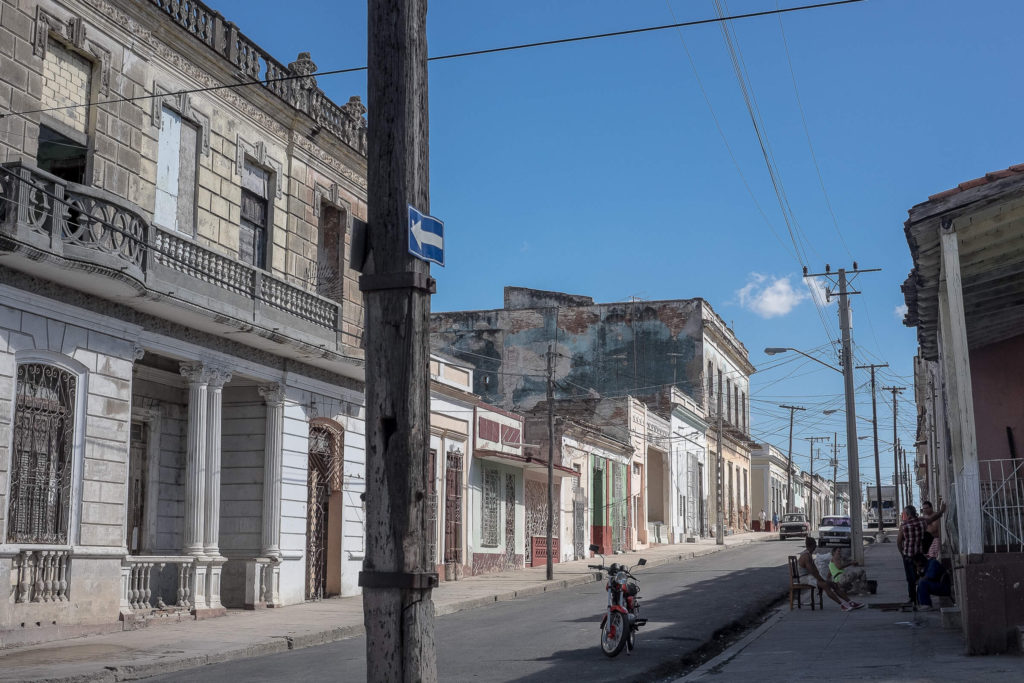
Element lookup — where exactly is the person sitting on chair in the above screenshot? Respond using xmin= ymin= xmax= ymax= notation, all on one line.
xmin=798 ymin=537 xmax=864 ymax=612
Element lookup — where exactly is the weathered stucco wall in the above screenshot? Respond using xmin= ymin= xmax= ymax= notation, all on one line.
xmin=969 ymin=333 xmax=1024 ymax=462
xmin=431 ymin=292 xmax=705 ymax=414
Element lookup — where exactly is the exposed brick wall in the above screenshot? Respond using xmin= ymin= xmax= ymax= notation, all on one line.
xmin=41 ymin=41 xmax=90 ymax=134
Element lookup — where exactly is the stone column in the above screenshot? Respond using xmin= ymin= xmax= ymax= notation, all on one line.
xmin=180 ymin=362 xmax=210 ymax=557
xmin=259 ymin=384 xmax=286 ymax=559
xmin=203 ymin=368 xmax=232 ymax=558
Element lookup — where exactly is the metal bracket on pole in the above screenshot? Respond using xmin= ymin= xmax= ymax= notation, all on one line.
xmin=358 ymin=570 xmax=439 ymax=590
xmin=359 ymin=271 xmax=436 ymax=294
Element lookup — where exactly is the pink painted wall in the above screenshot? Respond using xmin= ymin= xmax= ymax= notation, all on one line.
xmin=970 ymin=333 xmax=1024 ymax=462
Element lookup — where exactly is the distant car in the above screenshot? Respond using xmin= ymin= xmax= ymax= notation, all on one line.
xmin=818 ymin=515 xmax=852 ymax=547
xmin=779 ymin=513 xmax=810 ymax=540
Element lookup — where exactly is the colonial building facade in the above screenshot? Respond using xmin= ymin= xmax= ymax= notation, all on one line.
xmin=0 ymin=0 xmax=368 ymax=644
xmin=431 ymin=286 xmax=756 ymax=545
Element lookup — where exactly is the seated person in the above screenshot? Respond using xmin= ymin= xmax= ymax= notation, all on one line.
xmin=913 ymin=553 xmax=951 ymax=610
xmin=829 ymin=547 xmax=869 ymax=594
xmin=798 ymin=537 xmax=864 ymax=612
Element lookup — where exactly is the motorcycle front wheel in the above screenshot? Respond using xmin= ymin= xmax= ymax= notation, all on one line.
xmin=600 ymin=611 xmax=629 ymax=657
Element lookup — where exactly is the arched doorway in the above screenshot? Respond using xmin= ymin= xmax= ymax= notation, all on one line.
xmin=306 ymin=420 xmax=343 ymax=600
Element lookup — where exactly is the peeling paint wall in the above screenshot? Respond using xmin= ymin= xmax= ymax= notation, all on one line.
xmin=431 ymin=290 xmax=708 ymax=415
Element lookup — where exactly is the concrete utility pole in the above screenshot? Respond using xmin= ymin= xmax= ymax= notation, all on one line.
xmin=805 ymin=264 xmax=879 ymax=565
xmin=361 ymin=1 xmax=437 ymax=680
xmin=831 ymin=433 xmax=840 ymax=514
xmin=716 ymin=385 xmax=725 ymax=545
xmin=857 ymin=363 xmax=888 ymax=540
xmin=883 ymin=386 xmax=906 ymax=518
xmin=780 ymin=405 xmax=805 ymax=514
xmin=805 ymin=436 xmax=830 ymax=527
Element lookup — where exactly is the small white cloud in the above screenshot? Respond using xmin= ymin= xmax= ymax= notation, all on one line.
xmin=894 ymin=304 xmax=908 ymax=320
xmin=736 ymin=273 xmax=806 ymax=318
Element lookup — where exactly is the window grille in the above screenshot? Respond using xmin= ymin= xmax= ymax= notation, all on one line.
xmin=481 ymin=468 xmax=499 ymax=547
xmin=8 ymin=363 xmax=77 ymax=545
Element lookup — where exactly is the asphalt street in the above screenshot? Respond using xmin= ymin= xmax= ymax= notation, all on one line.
xmin=145 ymin=541 xmax=798 ymax=682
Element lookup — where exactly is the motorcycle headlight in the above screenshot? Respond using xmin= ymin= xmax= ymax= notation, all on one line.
xmin=615 ymin=571 xmax=627 ymax=584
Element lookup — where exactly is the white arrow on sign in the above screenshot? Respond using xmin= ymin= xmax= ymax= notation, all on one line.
xmin=410 ymin=216 xmax=444 ymax=251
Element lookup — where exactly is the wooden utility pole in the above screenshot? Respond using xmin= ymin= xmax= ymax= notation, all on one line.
xmin=805 ymin=436 xmax=830 ymax=527
xmin=546 ymin=342 xmax=555 ymax=580
xmin=883 ymin=386 xmax=906 ymax=518
xmin=780 ymin=405 xmax=805 ymax=513
xmin=831 ymin=433 xmax=840 ymax=514
xmin=361 ymin=1 xmax=437 ymax=681
xmin=716 ymin=386 xmax=725 ymax=545
xmin=857 ymin=363 xmax=887 ymax=538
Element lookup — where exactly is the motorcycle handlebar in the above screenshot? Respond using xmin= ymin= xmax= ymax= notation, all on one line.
xmin=587 ymin=564 xmax=604 ymax=570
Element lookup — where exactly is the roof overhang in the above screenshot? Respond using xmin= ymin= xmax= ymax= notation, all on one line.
xmin=903 ymin=170 xmax=1024 ymax=361
xmin=474 ymin=449 xmax=579 ymax=477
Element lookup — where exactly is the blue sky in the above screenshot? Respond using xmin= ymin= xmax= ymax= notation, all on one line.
xmin=216 ymin=0 xmax=1023 ymax=497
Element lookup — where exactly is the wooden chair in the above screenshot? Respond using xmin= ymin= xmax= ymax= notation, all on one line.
xmin=788 ymin=555 xmax=823 ymax=610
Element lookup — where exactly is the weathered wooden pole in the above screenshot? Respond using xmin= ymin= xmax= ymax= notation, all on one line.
xmin=361 ymin=0 xmax=437 ymax=681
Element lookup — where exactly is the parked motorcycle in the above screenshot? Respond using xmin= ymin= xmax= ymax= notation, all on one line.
xmin=587 ymin=543 xmax=647 ymax=657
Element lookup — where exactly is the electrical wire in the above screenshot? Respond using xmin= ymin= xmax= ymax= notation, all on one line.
xmin=0 ymin=1 xmax=869 ymax=124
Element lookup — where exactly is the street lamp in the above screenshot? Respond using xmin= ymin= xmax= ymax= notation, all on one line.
xmin=764 ymin=347 xmax=841 ymax=374
xmin=767 ymin=345 xmax=864 ymax=563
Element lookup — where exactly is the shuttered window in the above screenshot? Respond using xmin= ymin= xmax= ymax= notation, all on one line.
xmin=240 ymin=160 xmax=270 ymax=269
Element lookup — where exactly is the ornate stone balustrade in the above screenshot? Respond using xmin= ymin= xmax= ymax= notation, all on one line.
xmin=154 ymin=228 xmax=255 ymax=298
xmin=1 ymin=162 xmax=342 ymax=333
xmin=14 ymin=549 xmax=70 ymax=603
xmin=243 ymin=557 xmax=281 ymax=609
xmin=148 ymin=0 xmax=367 ymax=153
xmin=121 ymin=556 xmax=195 ymax=612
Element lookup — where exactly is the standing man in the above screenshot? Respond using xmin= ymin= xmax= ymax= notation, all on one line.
xmin=896 ymin=505 xmax=927 ymax=604
xmin=760 ymin=509 xmax=767 ymax=532
xmin=920 ymin=499 xmax=945 ymax=558
xmin=772 ymin=510 xmax=779 ymax=532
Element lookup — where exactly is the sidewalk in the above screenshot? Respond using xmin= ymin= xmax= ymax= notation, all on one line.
xmin=680 ymin=540 xmax=1022 ymax=682
xmin=0 ymin=532 xmax=768 ymax=682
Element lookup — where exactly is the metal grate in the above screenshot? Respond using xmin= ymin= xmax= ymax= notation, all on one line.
xmin=305 ymin=425 xmax=335 ymax=600
xmin=482 ymin=468 xmax=499 ymax=547
xmin=8 ymin=364 xmax=76 ymax=544
xmin=504 ymin=474 xmax=516 ymax=567
xmin=981 ymin=458 xmax=1024 ymax=552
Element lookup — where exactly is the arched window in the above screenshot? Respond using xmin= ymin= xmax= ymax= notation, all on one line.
xmin=8 ymin=363 xmax=77 ymax=544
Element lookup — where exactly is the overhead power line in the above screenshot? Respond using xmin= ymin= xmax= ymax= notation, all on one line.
xmin=1 ymin=0 xmax=868 ymax=122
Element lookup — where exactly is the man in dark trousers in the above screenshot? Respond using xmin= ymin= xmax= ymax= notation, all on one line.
xmin=896 ymin=504 xmax=931 ymax=604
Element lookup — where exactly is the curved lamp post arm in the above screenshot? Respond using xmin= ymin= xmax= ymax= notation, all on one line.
xmin=764 ymin=347 xmax=842 ymax=374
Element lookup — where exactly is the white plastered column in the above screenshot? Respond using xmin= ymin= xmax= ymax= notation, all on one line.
xmin=203 ymin=368 xmax=232 ymax=558
xmin=179 ymin=362 xmax=210 ymax=558
xmin=258 ymin=384 xmax=286 ymax=607
xmin=259 ymin=384 xmax=286 ymax=559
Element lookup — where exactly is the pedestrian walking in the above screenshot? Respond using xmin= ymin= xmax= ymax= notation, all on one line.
xmin=772 ymin=511 xmax=778 ymax=532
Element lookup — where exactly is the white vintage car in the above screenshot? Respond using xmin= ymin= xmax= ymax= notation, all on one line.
xmin=778 ymin=513 xmax=810 ymax=540
xmin=818 ymin=515 xmax=852 ymax=547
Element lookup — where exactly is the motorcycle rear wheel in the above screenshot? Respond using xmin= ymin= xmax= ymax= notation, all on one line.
xmin=601 ymin=611 xmax=629 ymax=657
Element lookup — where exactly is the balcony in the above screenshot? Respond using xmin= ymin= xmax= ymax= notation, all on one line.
xmin=0 ymin=162 xmax=362 ymax=375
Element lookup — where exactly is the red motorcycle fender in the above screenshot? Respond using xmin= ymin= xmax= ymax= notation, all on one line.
xmin=609 ymin=605 xmax=628 ymax=614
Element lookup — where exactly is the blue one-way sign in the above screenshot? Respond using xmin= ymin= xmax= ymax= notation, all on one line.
xmin=408 ymin=205 xmax=445 ymax=267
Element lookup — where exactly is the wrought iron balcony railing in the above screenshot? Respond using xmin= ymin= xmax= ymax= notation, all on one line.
xmin=0 ymin=161 xmax=342 ymax=335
